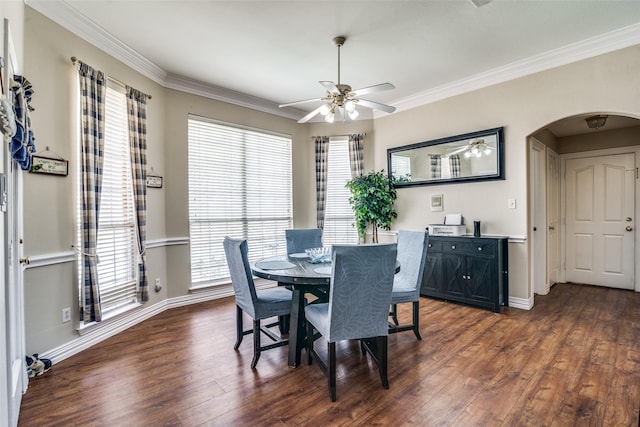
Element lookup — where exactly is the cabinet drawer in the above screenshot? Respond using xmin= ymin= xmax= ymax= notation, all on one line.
xmin=441 ymin=241 xmax=496 ymax=256
xmin=426 ymin=240 xmax=442 ymax=252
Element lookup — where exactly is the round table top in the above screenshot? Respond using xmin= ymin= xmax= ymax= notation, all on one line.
xmin=251 ymin=254 xmax=332 ymax=286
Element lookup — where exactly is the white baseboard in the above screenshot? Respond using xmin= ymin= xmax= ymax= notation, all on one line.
xmin=508 ymin=295 xmax=533 ymax=310
xmin=40 ymin=289 xmax=229 ymax=365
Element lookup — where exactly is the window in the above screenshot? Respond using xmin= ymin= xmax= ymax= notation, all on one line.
xmin=188 ymin=116 xmax=292 ymax=287
xmin=77 ymin=82 xmax=137 ymax=317
xmin=322 ymin=137 xmax=358 ymax=245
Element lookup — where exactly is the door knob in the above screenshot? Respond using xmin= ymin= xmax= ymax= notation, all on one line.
xmin=626 ymin=226 xmax=633 ymax=232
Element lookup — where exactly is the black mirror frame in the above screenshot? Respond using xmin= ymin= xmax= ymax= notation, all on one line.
xmin=387 ymin=127 xmax=505 ymax=187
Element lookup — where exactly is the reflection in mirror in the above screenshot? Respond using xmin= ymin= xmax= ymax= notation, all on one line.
xmin=388 ymin=127 xmax=504 ymax=187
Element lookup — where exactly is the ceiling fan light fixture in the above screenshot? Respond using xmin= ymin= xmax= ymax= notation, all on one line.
xmin=344 ymin=100 xmax=357 ymax=113
xmin=325 ymin=110 xmax=335 ymax=123
xmin=319 ymin=103 xmax=331 ymax=116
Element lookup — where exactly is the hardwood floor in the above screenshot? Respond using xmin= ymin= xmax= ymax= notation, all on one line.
xmin=18 ymin=283 xmax=640 ymax=426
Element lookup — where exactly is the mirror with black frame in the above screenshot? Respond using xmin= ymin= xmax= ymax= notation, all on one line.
xmin=388 ymin=127 xmax=505 ymax=187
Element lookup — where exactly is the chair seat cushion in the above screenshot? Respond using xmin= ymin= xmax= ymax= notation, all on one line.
xmin=390 ymin=288 xmax=418 ymax=304
xmin=304 ymin=303 xmax=331 ymax=340
xmin=254 ymin=287 xmax=293 ymax=320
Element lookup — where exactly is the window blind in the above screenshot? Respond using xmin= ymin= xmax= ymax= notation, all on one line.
xmin=77 ymin=82 xmax=138 ymax=317
xmin=322 ymin=137 xmax=358 ymax=245
xmin=188 ymin=117 xmax=292 ymax=286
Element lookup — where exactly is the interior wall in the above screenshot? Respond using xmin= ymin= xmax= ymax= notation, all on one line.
xmin=22 ymin=7 xmax=167 ymax=354
xmin=162 ymin=88 xmax=309 ymax=298
xmin=556 ymin=125 xmax=640 ymax=154
xmin=372 ymin=45 xmax=640 ymax=301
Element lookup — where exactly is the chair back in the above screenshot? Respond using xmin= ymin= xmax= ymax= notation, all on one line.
xmin=327 ymin=244 xmax=397 ymax=342
xmin=394 ymin=230 xmax=429 ymax=296
xmin=223 ymin=237 xmax=258 ymax=318
xmin=285 ymin=228 xmax=323 ymax=254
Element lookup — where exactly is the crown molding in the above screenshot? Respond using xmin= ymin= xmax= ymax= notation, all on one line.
xmin=163 ymin=73 xmax=303 ymax=120
xmin=27 ymin=1 xmax=640 ymax=121
xmin=26 ymin=0 xmax=167 ymax=85
xmin=384 ymin=23 xmax=640 ymax=116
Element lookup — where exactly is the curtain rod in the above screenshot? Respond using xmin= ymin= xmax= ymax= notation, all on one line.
xmin=70 ymin=56 xmax=152 ymax=99
xmin=311 ymin=133 xmax=366 ymax=139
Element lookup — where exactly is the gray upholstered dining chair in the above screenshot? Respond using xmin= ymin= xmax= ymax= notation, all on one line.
xmin=223 ymin=237 xmax=293 ymax=369
xmin=285 ymin=228 xmax=323 ymax=254
xmin=305 ymin=243 xmax=398 ymax=402
xmin=389 ymin=230 xmax=429 ymax=340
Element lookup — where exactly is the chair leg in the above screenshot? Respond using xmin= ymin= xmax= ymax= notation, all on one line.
xmin=390 ymin=304 xmax=399 ymax=325
xmin=328 ymin=341 xmax=337 ymax=402
xmin=251 ymin=319 xmax=261 ymax=369
xmin=234 ymin=305 xmax=243 ymax=350
xmin=377 ymin=336 xmax=389 ymax=389
xmin=412 ymin=301 xmax=421 ymax=340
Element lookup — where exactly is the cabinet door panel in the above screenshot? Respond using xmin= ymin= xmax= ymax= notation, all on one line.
xmin=467 ymin=256 xmax=494 ymax=302
xmin=443 ymin=254 xmax=465 ymax=297
xmin=422 ymin=252 xmax=443 ymax=294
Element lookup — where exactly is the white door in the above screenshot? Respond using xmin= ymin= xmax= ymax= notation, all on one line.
xmin=565 ymin=153 xmax=635 ymax=289
xmin=546 ymin=148 xmax=560 ymax=287
xmin=3 ymin=19 xmax=26 ymax=426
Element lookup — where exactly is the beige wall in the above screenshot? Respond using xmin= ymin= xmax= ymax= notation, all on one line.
xmin=556 ymin=126 xmax=640 ymax=154
xmin=20 ymin=4 xmax=640 ymax=355
xmin=372 ymin=45 xmax=640 ymax=300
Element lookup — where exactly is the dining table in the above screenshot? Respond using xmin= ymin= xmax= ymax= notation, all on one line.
xmin=251 ymin=253 xmax=332 ymax=368
xmin=251 ymin=251 xmax=400 ymax=368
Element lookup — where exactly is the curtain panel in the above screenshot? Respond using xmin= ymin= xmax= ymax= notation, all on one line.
xmin=314 ymin=136 xmax=330 ymax=229
xmin=348 ymin=133 xmax=364 ymax=178
xmin=78 ymin=62 xmax=106 ymax=323
xmin=126 ymin=86 xmax=150 ymax=302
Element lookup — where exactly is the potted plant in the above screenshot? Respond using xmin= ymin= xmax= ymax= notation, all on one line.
xmin=345 ymin=170 xmax=398 ymax=243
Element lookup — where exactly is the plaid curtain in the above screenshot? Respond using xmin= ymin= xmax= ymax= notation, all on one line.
xmin=126 ymin=86 xmax=150 ymax=303
xmin=430 ymin=154 xmax=441 ymax=179
xmin=78 ymin=62 xmax=106 ymax=323
xmin=347 ymin=133 xmax=364 ymax=178
xmin=315 ymin=136 xmax=330 ymax=228
xmin=449 ymin=154 xmax=461 ymax=178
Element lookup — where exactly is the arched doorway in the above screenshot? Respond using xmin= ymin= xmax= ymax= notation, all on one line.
xmin=529 ymin=113 xmax=640 ymax=303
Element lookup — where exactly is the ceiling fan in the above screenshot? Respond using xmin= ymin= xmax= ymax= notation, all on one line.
xmin=279 ymin=36 xmax=397 ymax=124
xmin=448 ymin=139 xmax=495 ymax=158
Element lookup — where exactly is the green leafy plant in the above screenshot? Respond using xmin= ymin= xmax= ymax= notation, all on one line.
xmin=345 ymin=170 xmax=398 ymax=243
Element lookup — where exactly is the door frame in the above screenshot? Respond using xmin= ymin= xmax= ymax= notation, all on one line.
xmin=560 ymin=145 xmax=640 ymax=292
xmin=529 ymin=137 xmax=547 ymax=299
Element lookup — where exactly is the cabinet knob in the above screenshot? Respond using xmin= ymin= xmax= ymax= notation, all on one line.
xmin=451 ymin=245 xmax=456 ymax=250
xmin=428 ymin=243 xmax=432 ymax=248
xmin=477 ymin=247 xmax=482 ymax=251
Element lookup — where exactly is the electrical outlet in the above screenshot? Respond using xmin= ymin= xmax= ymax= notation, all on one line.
xmin=154 ymin=278 xmax=162 ymax=293
xmin=62 ymin=307 xmax=71 ymax=323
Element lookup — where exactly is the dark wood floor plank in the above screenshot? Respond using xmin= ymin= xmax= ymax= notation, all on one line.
xmin=18 ymin=283 xmax=640 ymax=426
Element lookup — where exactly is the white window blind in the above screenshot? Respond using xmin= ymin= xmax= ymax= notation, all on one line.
xmin=77 ymin=82 xmax=138 ymax=317
xmin=188 ymin=117 xmax=292 ymax=286
xmin=322 ymin=137 xmax=358 ymax=245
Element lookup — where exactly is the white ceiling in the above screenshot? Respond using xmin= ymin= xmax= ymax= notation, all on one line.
xmin=27 ymin=0 xmax=640 ymax=131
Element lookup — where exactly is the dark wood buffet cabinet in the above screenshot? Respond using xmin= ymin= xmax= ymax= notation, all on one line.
xmin=420 ymin=235 xmax=509 ymax=313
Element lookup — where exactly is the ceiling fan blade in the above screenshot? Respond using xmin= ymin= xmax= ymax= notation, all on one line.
xmin=279 ymin=98 xmax=323 ymax=108
xmin=319 ymin=81 xmax=340 ymax=94
xmin=351 ymin=83 xmax=395 ymax=97
xmin=297 ymin=105 xmax=325 ymax=124
xmin=357 ymin=99 xmax=396 ymax=114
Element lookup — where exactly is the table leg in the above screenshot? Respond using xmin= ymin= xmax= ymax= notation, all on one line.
xmin=288 ymin=288 xmax=306 ymax=368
